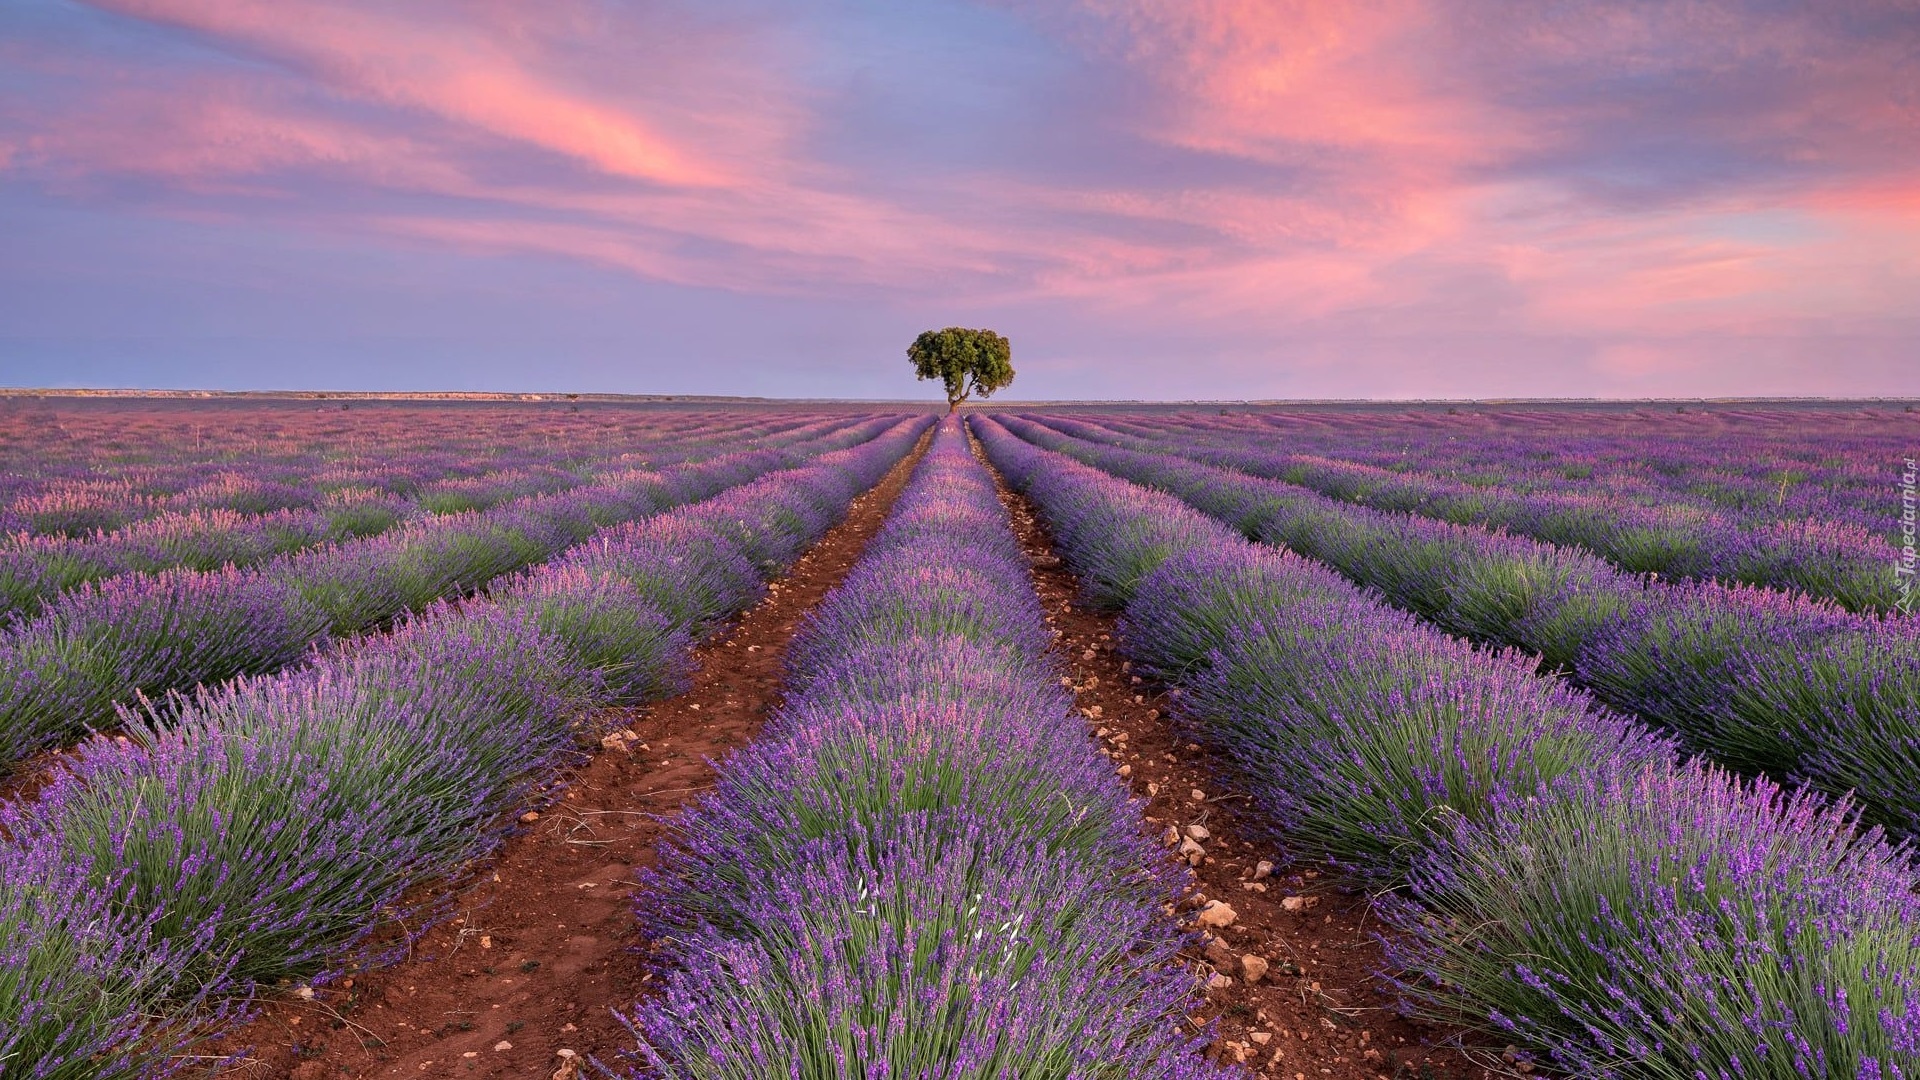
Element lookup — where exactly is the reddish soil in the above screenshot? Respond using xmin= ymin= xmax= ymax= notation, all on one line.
xmin=988 ymin=471 xmax=1521 ymax=1080
xmin=216 ymin=441 xmax=926 ymax=1080
xmin=212 ymin=430 xmax=1521 ymax=1080
xmin=0 ymin=745 xmax=72 ymax=806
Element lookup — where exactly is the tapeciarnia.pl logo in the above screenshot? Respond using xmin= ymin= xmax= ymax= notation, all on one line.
xmin=1899 ymin=456 xmax=1917 ymax=614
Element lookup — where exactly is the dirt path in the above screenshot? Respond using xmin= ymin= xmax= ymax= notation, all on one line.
xmin=988 ymin=474 xmax=1510 ymax=1080
xmin=221 ymin=443 xmax=926 ymax=1080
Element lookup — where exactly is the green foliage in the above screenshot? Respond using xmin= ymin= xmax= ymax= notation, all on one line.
xmin=322 ymin=501 xmax=403 ymax=541
xmin=907 ymin=327 xmax=1014 ymax=412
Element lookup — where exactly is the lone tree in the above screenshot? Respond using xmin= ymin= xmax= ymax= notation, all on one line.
xmin=908 ymin=327 xmax=1013 ymax=414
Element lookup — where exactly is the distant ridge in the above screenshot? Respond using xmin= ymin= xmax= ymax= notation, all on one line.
xmin=0 ymin=388 xmax=791 ymax=403
xmin=0 ymin=388 xmax=1914 ymax=411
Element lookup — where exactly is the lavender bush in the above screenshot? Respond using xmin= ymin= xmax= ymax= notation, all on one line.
xmin=974 ymin=415 xmax=1920 ymax=1079
xmin=0 ymin=416 xmax=908 ymax=770
xmin=992 ymin=414 xmax=1920 ymax=840
xmin=1390 ymin=762 xmax=1920 ymax=1079
xmin=1734 ymin=621 xmax=1920 ymax=837
xmin=0 ymin=415 xmax=866 ymax=623
xmin=554 ymin=516 xmax=763 ymax=634
xmin=0 ymin=567 xmax=330 ymax=762
xmin=633 ymin=819 xmax=1214 ymax=1080
xmin=4 ymin=604 xmax=592 ymax=986
xmin=1184 ymin=600 xmax=1672 ymax=882
xmin=1041 ymin=412 xmax=1908 ymax=613
xmin=781 ymin=552 xmax=1056 ymax=682
xmin=495 ymin=566 xmax=693 ymax=704
xmin=1118 ymin=542 xmax=1348 ymax=680
xmin=1575 ymin=581 xmax=1866 ymax=775
xmin=0 ymin=851 xmax=232 ymax=1080
xmin=0 ymin=416 xmax=931 ymax=1074
xmin=620 ymin=418 xmax=1224 ymax=1078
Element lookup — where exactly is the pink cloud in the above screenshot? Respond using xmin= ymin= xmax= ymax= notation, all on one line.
xmin=89 ymin=0 xmax=737 ymax=188
xmin=1045 ymin=1 xmax=1512 ymax=166
xmin=0 ymin=0 xmax=1914 ymax=397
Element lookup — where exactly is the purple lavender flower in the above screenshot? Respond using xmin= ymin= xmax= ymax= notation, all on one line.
xmin=989 ymin=413 xmax=1920 ymax=842
xmin=0 ymin=839 xmax=239 ymax=1080
xmin=618 ymin=418 xmax=1225 ymax=1078
xmin=495 ymin=565 xmax=693 ymax=704
xmin=1388 ymin=760 xmax=1920 ymax=1079
xmin=978 ymin=414 xmax=1920 ymax=1078
xmin=0 ymin=414 xmax=925 ymax=772
xmin=556 ymin=516 xmax=763 ymax=634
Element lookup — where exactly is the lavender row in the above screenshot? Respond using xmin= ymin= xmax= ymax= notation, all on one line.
xmin=1037 ymin=413 xmax=1905 ymax=613
xmin=0 ymin=417 xmax=929 ymax=1080
xmin=0 ymin=409 xmax=820 ymax=537
xmin=3 ymin=407 xmax=813 ymax=540
xmin=1095 ymin=407 xmax=1914 ymax=543
xmin=616 ymin=418 xmax=1224 ymax=1079
xmin=0 ymin=416 xmax=898 ymax=771
xmin=997 ymin=415 xmax=1920 ymax=841
xmin=0 ymin=414 xmax=853 ymax=620
xmin=13 ymin=453 xmax=582 ymax=539
xmin=974 ymin=415 xmax=1920 ymax=1080
xmin=3 ymin=411 xmax=824 ymax=535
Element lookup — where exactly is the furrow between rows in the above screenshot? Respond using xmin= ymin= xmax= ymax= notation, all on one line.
xmin=988 ymin=453 xmax=1498 ymax=1079
xmin=610 ymin=417 xmax=1226 ymax=1078
xmin=216 ymin=423 xmax=935 ymax=1078
xmin=0 ymin=418 xmax=930 ymax=1078
xmin=0 ymin=412 xmax=842 ymax=621
xmin=1044 ymin=412 xmax=1904 ymax=613
xmin=1001 ymin=413 xmax=1920 ymax=840
xmin=0 ymin=415 xmax=898 ymax=771
xmin=975 ymin=414 xmax=1920 ymax=1080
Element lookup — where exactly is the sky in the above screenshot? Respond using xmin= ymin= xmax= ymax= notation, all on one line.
xmin=1 ymin=1 xmax=1917 ymax=401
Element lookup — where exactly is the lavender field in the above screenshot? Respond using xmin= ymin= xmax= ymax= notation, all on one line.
xmin=2 ymin=399 xmax=1916 ymax=1080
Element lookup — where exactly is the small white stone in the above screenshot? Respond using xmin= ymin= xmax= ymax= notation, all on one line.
xmin=1195 ymin=901 xmax=1238 ymax=928
xmin=1241 ymin=954 xmax=1270 ymax=984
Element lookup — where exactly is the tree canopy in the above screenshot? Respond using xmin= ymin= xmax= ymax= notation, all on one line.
xmin=907 ymin=327 xmax=1013 ymax=413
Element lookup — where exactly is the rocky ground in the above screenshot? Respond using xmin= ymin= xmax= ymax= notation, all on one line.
xmin=994 ymin=469 xmax=1514 ymax=1080
xmin=213 ymin=443 xmax=1519 ymax=1080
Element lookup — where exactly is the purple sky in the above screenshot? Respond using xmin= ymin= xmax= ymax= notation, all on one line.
xmin=2 ymin=1 xmax=1917 ymax=400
